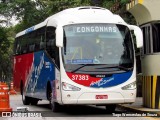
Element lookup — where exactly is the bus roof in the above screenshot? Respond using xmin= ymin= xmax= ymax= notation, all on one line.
xmin=16 ymin=6 xmax=127 ymax=38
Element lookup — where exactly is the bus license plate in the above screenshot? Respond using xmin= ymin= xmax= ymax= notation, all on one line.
xmin=96 ymin=95 xmax=108 ymax=99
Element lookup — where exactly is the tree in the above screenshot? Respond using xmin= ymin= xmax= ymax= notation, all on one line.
xmin=0 ymin=26 xmax=14 ymax=82
xmin=103 ymin=0 xmax=136 ymax=25
xmin=8 ymin=0 xmax=90 ymax=32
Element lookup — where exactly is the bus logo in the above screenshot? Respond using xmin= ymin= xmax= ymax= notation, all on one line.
xmin=96 ymin=75 xmax=105 ymax=78
xmin=25 ymin=26 xmax=35 ymax=34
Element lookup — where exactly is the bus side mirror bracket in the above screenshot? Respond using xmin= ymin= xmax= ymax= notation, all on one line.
xmin=56 ymin=26 xmax=63 ymax=47
xmin=129 ymin=25 xmax=143 ymax=48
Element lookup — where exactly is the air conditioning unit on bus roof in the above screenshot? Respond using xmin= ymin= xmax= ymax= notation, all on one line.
xmin=78 ymin=6 xmax=106 ymax=10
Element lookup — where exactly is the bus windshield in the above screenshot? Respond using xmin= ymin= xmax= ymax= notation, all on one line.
xmin=62 ymin=23 xmax=134 ymax=74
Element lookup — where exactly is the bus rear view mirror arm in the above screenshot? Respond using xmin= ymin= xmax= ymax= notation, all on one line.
xmin=129 ymin=25 xmax=143 ymax=48
xmin=56 ymin=26 xmax=63 ymax=47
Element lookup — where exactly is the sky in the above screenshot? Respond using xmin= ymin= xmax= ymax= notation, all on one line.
xmin=0 ymin=15 xmax=19 ymax=27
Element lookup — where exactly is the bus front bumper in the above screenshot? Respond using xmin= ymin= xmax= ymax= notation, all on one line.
xmin=61 ymin=91 xmax=136 ymax=105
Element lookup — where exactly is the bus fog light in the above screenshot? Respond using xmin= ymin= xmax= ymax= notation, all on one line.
xmin=62 ymin=82 xmax=81 ymax=91
xmin=122 ymin=81 xmax=136 ymax=90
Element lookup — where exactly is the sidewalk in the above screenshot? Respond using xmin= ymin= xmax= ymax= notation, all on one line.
xmin=117 ymin=97 xmax=160 ymax=117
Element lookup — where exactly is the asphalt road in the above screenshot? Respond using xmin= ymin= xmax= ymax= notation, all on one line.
xmin=0 ymin=95 xmax=159 ymax=120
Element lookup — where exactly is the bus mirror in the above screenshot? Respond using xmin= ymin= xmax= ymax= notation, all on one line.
xmin=56 ymin=26 xmax=63 ymax=47
xmin=129 ymin=25 xmax=143 ymax=48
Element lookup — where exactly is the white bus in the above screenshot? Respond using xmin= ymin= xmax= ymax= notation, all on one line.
xmin=13 ymin=6 xmax=143 ymax=112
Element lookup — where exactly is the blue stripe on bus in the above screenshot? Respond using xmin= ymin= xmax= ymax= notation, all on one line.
xmin=26 ymin=51 xmax=55 ymax=99
xmin=90 ymin=71 xmax=132 ymax=88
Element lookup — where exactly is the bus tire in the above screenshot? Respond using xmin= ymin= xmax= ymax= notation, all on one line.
xmin=105 ymin=104 xmax=116 ymax=113
xmin=51 ymin=92 xmax=61 ymax=112
xmin=51 ymin=101 xmax=61 ymax=112
xmin=47 ymin=82 xmax=52 ymax=103
xmin=22 ymin=94 xmax=31 ymax=105
xmin=20 ymin=81 xmax=23 ymax=95
xmin=30 ymin=98 xmax=38 ymax=105
xmin=21 ymin=83 xmax=30 ymax=105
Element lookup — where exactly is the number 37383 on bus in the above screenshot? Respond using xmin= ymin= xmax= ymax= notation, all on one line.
xmin=71 ymin=75 xmax=89 ymax=81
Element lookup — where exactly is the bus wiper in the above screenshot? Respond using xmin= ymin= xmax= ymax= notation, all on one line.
xmin=96 ymin=65 xmax=133 ymax=72
xmin=71 ymin=64 xmax=95 ymax=73
xmin=114 ymin=65 xmax=133 ymax=71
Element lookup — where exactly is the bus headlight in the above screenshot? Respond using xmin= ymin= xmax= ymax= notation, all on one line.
xmin=62 ymin=82 xmax=81 ymax=91
xmin=122 ymin=81 xmax=136 ymax=90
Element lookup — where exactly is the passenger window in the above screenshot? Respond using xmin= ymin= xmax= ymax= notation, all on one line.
xmin=46 ymin=27 xmax=56 ymax=58
xmin=46 ymin=26 xmax=60 ymax=69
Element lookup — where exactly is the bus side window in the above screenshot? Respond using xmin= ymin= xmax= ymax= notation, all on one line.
xmin=46 ymin=26 xmax=60 ymax=68
xmin=55 ymin=47 xmax=60 ymax=68
xmin=21 ymin=35 xmax=28 ymax=54
xmin=46 ymin=27 xmax=56 ymax=58
xmin=38 ymin=27 xmax=45 ymax=50
xmin=40 ymin=35 xmax=45 ymax=50
xmin=15 ymin=40 xmax=19 ymax=55
xmin=27 ymin=31 xmax=35 ymax=53
xmin=15 ymin=38 xmax=22 ymax=55
xmin=29 ymin=44 xmax=35 ymax=52
xmin=16 ymin=44 xmax=21 ymax=55
xmin=22 ymin=44 xmax=28 ymax=53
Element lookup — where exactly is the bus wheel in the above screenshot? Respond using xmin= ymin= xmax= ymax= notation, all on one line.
xmin=30 ymin=98 xmax=38 ymax=105
xmin=105 ymin=104 xmax=116 ymax=113
xmin=51 ymin=101 xmax=61 ymax=112
xmin=47 ymin=86 xmax=52 ymax=103
xmin=22 ymin=94 xmax=30 ymax=105
xmin=51 ymin=93 xmax=61 ymax=112
xmin=21 ymin=84 xmax=30 ymax=105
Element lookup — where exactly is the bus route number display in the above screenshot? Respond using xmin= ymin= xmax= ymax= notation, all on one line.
xmin=71 ymin=75 xmax=89 ymax=81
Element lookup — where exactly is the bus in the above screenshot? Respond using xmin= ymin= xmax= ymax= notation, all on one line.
xmin=13 ymin=6 xmax=143 ymax=112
